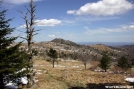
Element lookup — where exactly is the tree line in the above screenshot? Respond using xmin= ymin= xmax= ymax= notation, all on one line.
xmin=45 ymin=47 xmax=133 ymax=74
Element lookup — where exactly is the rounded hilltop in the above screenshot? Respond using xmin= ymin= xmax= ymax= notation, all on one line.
xmin=51 ymin=38 xmax=80 ymax=47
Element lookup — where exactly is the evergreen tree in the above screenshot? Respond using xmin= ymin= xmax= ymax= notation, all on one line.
xmin=0 ymin=4 xmax=27 ymax=88
xmin=99 ymin=51 xmax=111 ymax=72
xmin=131 ymin=58 xmax=134 ymax=66
xmin=117 ymin=56 xmax=131 ymax=71
xmin=47 ymin=48 xmax=58 ymax=67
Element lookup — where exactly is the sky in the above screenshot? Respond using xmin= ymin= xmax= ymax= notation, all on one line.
xmin=1 ymin=0 xmax=134 ymax=42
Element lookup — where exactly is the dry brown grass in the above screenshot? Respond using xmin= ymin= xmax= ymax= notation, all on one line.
xmin=24 ymin=58 xmax=134 ymax=89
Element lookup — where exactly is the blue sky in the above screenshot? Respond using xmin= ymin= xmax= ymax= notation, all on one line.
xmin=2 ymin=0 xmax=134 ymax=42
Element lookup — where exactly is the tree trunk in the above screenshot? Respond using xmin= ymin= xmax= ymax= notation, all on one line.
xmin=84 ymin=62 xmax=86 ymax=70
xmin=27 ymin=73 xmax=34 ymax=88
xmin=53 ymin=59 xmax=55 ymax=68
xmin=0 ymin=74 xmax=4 ymax=89
xmin=105 ymin=68 xmax=107 ymax=72
xmin=27 ymin=43 xmax=34 ymax=87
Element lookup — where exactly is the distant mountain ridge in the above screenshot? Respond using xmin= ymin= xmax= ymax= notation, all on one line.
xmin=77 ymin=42 xmax=134 ymax=46
xmin=121 ymin=45 xmax=134 ymax=48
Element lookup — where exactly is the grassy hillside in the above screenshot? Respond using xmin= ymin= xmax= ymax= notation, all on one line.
xmin=20 ymin=58 xmax=134 ymax=89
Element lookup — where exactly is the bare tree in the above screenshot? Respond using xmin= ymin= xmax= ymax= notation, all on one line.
xmin=18 ymin=0 xmax=39 ymax=87
xmin=78 ymin=53 xmax=91 ymax=70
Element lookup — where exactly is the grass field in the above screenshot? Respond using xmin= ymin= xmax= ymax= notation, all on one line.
xmin=23 ymin=57 xmax=134 ymax=89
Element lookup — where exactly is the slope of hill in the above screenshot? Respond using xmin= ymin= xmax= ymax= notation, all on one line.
xmin=119 ymin=45 xmax=134 ymax=60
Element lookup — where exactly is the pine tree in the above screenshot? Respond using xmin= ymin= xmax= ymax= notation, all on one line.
xmin=131 ymin=58 xmax=134 ymax=66
xmin=117 ymin=56 xmax=131 ymax=71
xmin=99 ymin=51 xmax=111 ymax=72
xmin=47 ymin=48 xmax=58 ymax=67
xmin=0 ymin=4 xmax=28 ymax=88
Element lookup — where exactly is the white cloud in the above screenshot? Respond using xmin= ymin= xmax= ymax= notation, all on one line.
xmin=4 ymin=0 xmax=42 ymax=4
xmin=85 ymin=24 xmax=134 ymax=35
xmin=68 ymin=34 xmax=73 ymax=37
xmin=18 ymin=19 xmax=62 ymax=28
xmin=35 ymin=19 xmax=62 ymax=26
xmin=67 ymin=0 xmax=134 ymax=16
xmin=67 ymin=10 xmax=76 ymax=14
xmin=129 ymin=25 xmax=134 ymax=29
xmin=122 ymin=24 xmax=134 ymax=30
xmin=19 ymin=25 xmax=26 ymax=29
xmin=85 ymin=28 xmax=110 ymax=35
xmin=48 ymin=35 xmax=55 ymax=38
xmin=75 ymin=16 xmax=119 ymax=23
xmin=63 ymin=20 xmax=76 ymax=24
